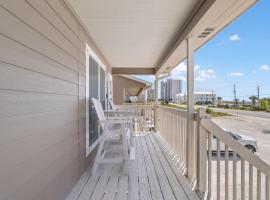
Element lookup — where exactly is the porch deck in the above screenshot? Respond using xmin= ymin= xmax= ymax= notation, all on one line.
xmin=66 ymin=133 xmax=201 ymax=200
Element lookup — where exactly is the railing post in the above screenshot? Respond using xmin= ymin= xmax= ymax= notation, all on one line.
xmin=196 ymin=107 xmax=207 ymax=193
xmin=186 ymin=37 xmax=195 ymax=180
xmin=154 ymin=77 xmax=158 ymax=132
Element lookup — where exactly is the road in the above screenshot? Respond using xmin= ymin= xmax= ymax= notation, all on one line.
xmin=210 ymin=112 xmax=270 ymax=199
xmin=212 ymin=113 xmax=270 ymax=163
xmin=213 ymin=107 xmax=270 ymax=119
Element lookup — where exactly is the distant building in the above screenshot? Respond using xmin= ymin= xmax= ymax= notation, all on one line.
xmin=217 ymin=97 xmax=223 ymax=104
xmin=147 ymin=88 xmax=155 ymax=101
xmin=160 ymin=81 xmax=167 ymax=100
xmin=160 ymin=79 xmax=182 ymax=102
xmin=176 ymin=91 xmax=217 ymax=104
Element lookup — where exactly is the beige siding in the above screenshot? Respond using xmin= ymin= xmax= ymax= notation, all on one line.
xmin=0 ymin=0 xmax=106 ymax=199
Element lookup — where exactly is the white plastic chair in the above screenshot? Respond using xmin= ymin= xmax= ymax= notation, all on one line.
xmin=91 ymin=98 xmax=130 ymax=175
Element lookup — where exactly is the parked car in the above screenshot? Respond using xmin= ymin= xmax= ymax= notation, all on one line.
xmin=212 ymin=130 xmax=258 ymax=153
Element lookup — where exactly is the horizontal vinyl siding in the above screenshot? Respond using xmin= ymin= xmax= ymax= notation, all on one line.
xmin=0 ymin=0 xmax=97 ymax=199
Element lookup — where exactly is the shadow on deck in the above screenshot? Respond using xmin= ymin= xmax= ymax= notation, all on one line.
xmin=66 ymin=133 xmax=201 ymax=200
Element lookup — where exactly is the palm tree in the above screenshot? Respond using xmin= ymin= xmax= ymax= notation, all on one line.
xmin=249 ymin=96 xmax=257 ymax=107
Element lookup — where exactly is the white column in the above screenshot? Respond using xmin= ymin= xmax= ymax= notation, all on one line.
xmin=154 ymin=77 xmax=158 ymax=132
xmin=186 ymin=37 xmax=195 ymax=180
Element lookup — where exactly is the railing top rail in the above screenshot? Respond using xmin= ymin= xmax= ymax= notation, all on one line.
xmin=157 ymin=105 xmax=188 ymax=117
xmin=201 ymin=118 xmax=270 ymax=177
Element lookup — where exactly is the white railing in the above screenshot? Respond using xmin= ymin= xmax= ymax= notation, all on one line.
xmin=156 ymin=105 xmax=270 ymax=200
xmin=116 ymin=104 xmax=155 ymax=134
xmin=158 ymin=105 xmax=188 ymax=173
xmin=201 ymin=118 xmax=270 ymax=200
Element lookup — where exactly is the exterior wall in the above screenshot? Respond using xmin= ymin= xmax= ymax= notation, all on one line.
xmin=112 ymin=75 xmax=146 ymax=105
xmin=0 ymin=0 xmax=109 ymax=199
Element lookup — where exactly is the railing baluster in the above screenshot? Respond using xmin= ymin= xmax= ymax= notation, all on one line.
xmin=207 ymin=131 xmax=212 ymax=196
xmin=257 ymin=170 xmax=261 ymax=200
xmin=266 ymin=176 xmax=269 ymax=200
xmin=217 ymin=138 xmax=221 ymax=200
xmin=173 ymin=114 xmax=176 ymax=152
xmin=176 ymin=115 xmax=180 ymax=158
xmin=233 ymin=151 xmax=237 ymax=200
xmin=225 ymin=145 xmax=229 ymax=200
xmin=249 ymin=163 xmax=253 ymax=200
xmin=241 ymin=158 xmax=245 ymax=200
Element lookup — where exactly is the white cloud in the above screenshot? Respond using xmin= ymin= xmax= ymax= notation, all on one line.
xmin=172 ymin=62 xmax=187 ymax=74
xmin=196 ymin=69 xmax=216 ymax=81
xmin=229 ymin=34 xmax=240 ymax=41
xmin=259 ymin=65 xmax=270 ymax=71
xmin=252 ymin=70 xmax=257 ymax=73
xmin=195 ymin=65 xmax=200 ymax=71
xmin=229 ymin=72 xmax=244 ymax=76
xmin=178 ymin=76 xmax=187 ymax=82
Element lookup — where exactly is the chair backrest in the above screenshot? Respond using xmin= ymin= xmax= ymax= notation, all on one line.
xmin=91 ymin=98 xmax=106 ymax=123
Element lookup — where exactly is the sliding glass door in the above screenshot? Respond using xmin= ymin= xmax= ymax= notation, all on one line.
xmin=85 ymin=45 xmax=106 ymax=156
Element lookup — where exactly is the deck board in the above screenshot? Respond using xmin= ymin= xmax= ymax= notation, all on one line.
xmin=136 ymin=136 xmax=152 ymax=200
xmin=145 ymin=135 xmax=176 ymax=200
xmin=140 ymin=136 xmax=163 ymax=199
xmin=67 ymin=133 xmax=202 ymax=200
xmin=148 ymin=134 xmax=189 ymax=200
xmin=151 ymin=134 xmax=201 ymax=200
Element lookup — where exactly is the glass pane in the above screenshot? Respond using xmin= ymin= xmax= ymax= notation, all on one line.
xmin=88 ymin=56 xmax=99 ymax=146
xmin=100 ymin=68 xmax=106 ymax=109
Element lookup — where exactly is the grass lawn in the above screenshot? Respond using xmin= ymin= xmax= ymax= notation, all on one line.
xmin=160 ymin=103 xmax=231 ymax=118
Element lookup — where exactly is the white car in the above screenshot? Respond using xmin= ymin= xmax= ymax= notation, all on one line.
xmin=212 ymin=130 xmax=258 ymax=153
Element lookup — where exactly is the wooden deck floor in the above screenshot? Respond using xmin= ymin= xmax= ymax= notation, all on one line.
xmin=66 ymin=134 xmax=201 ymax=200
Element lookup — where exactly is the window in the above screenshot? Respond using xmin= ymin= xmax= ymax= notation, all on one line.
xmin=85 ymin=44 xmax=107 ymax=156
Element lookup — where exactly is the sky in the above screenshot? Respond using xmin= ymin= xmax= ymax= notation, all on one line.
xmin=138 ymin=0 xmax=270 ymax=101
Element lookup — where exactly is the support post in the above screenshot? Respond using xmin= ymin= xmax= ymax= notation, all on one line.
xmin=186 ymin=37 xmax=195 ymax=180
xmin=196 ymin=107 xmax=207 ymax=192
xmin=154 ymin=77 xmax=158 ymax=132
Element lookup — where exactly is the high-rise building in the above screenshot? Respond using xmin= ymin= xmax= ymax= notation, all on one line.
xmin=147 ymin=88 xmax=155 ymax=101
xmin=160 ymin=80 xmax=167 ymax=100
xmin=160 ymin=79 xmax=182 ymax=102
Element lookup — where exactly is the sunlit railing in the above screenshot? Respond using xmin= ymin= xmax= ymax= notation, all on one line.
xmin=201 ymin=118 xmax=270 ymax=200
xmin=155 ymin=105 xmax=270 ymax=199
xmin=157 ymin=105 xmax=188 ymax=173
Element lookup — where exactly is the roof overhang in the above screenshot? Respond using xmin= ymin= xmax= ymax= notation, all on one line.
xmin=65 ymin=0 xmax=257 ymax=75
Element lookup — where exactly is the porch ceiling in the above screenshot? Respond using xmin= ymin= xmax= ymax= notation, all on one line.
xmin=66 ymin=0 xmax=256 ymax=75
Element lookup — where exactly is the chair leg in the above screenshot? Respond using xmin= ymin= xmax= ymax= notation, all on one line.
xmin=91 ymin=137 xmax=105 ymax=175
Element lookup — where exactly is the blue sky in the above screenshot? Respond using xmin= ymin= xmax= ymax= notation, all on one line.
xmin=138 ymin=0 xmax=270 ymax=101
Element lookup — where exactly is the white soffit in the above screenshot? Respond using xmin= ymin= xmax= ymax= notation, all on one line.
xmin=66 ymin=0 xmax=200 ymax=68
